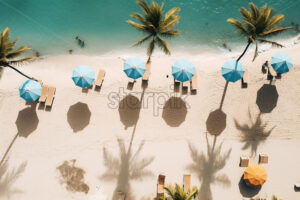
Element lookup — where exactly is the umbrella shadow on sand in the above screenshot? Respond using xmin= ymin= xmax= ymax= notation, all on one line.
xmin=187 ymin=134 xmax=232 ymax=200
xmin=206 ymin=81 xmax=229 ymax=136
xmin=100 ymin=139 xmax=154 ymax=200
xmin=0 ymin=104 xmax=39 ymax=166
xmin=238 ymin=175 xmax=261 ymax=198
xmin=162 ymin=97 xmax=188 ymax=127
xmin=0 ymin=159 xmax=27 ymax=199
xmin=67 ymin=102 xmax=91 ymax=133
xmin=256 ymin=84 xmax=279 ymax=113
xmin=118 ymin=94 xmax=142 ymax=130
xmin=234 ymin=109 xmax=275 ymax=156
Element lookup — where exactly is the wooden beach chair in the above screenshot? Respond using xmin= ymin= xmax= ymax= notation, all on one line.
xmin=128 ymin=78 xmax=134 ymax=83
xmin=37 ymin=80 xmax=43 ymax=86
xmin=267 ymin=64 xmax=277 ymax=80
xmin=142 ymin=62 xmax=151 ymax=81
xmin=38 ymin=85 xmax=49 ymax=103
xmin=157 ymin=174 xmax=165 ymax=198
xmin=183 ymin=81 xmax=189 ymax=88
xmin=174 ymin=78 xmax=180 ymax=84
xmin=242 ymin=68 xmax=248 ymax=88
xmin=191 ymin=71 xmax=198 ymax=91
xmin=259 ymin=154 xmax=268 ymax=164
xmin=45 ymin=87 xmax=56 ymax=107
xmin=95 ymin=69 xmax=106 ymax=87
xmin=183 ymin=174 xmax=191 ymax=193
xmin=240 ymin=156 xmax=249 ymax=167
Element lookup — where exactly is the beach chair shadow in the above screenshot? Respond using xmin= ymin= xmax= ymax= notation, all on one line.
xmin=142 ymin=80 xmax=148 ymax=89
xmin=127 ymin=82 xmax=134 ymax=91
xmin=181 ymin=86 xmax=188 ymax=95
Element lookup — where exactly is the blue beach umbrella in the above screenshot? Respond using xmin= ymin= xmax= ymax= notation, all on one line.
xmin=271 ymin=53 xmax=293 ymax=74
xmin=172 ymin=59 xmax=195 ymax=82
xmin=72 ymin=65 xmax=95 ymax=88
xmin=19 ymin=79 xmax=42 ymax=101
xmin=222 ymin=60 xmax=245 ymax=82
xmin=123 ymin=57 xmax=146 ymax=79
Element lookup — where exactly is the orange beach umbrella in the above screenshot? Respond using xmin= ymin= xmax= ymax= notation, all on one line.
xmin=244 ymin=164 xmax=267 ymax=187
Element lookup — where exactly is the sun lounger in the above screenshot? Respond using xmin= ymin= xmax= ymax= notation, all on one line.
xmin=95 ymin=69 xmax=105 ymax=87
xmin=268 ymin=65 xmax=277 ymax=77
xmin=242 ymin=68 xmax=248 ymax=88
xmin=128 ymin=78 xmax=134 ymax=83
xmin=45 ymin=87 xmax=56 ymax=107
xmin=183 ymin=81 xmax=189 ymax=88
xmin=37 ymin=80 xmax=43 ymax=85
xmin=38 ymin=85 xmax=49 ymax=103
xmin=191 ymin=71 xmax=198 ymax=90
xmin=142 ymin=62 xmax=151 ymax=81
xmin=259 ymin=154 xmax=268 ymax=164
xmin=183 ymin=174 xmax=191 ymax=193
xmin=174 ymin=78 xmax=180 ymax=84
xmin=157 ymin=174 xmax=165 ymax=197
xmin=240 ymin=156 xmax=249 ymax=167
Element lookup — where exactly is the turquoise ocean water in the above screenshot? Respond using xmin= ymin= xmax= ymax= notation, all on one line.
xmin=0 ymin=0 xmax=299 ymax=56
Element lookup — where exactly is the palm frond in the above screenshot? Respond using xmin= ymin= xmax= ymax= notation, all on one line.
xmin=155 ymin=37 xmax=170 ymax=55
xmin=132 ymin=34 xmax=152 ymax=46
xmin=8 ymin=57 xmax=37 ymax=65
xmin=249 ymin=2 xmax=259 ymax=20
xmin=164 ymin=7 xmax=180 ymax=22
xmin=162 ymin=16 xmax=180 ymax=30
xmin=257 ymin=38 xmax=284 ymax=48
xmin=159 ymin=30 xmax=180 ymax=37
xmin=260 ymin=26 xmax=293 ymax=37
xmin=267 ymin=14 xmax=284 ymax=27
xmin=227 ymin=19 xmax=249 ymax=36
xmin=130 ymin=13 xmax=147 ymax=25
xmin=127 ymin=20 xmax=147 ymax=32
xmin=136 ymin=0 xmax=150 ymax=15
xmin=6 ymin=46 xmax=31 ymax=59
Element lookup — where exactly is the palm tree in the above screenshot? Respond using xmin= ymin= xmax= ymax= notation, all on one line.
xmin=0 ymin=27 xmax=36 ymax=79
xmin=227 ymin=2 xmax=292 ymax=61
xmin=127 ymin=0 xmax=180 ymax=63
xmin=160 ymin=184 xmax=198 ymax=200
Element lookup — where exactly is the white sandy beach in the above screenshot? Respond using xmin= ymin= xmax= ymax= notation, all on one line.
xmin=0 ymin=43 xmax=300 ymax=200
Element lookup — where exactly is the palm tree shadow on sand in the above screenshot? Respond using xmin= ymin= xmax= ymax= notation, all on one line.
xmin=100 ymin=139 xmax=154 ymax=200
xmin=234 ymin=109 xmax=275 ymax=156
xmin=0 ymin=104 xmax=39 ymax=166
xmin=0 ymin=159 xmax=27 ymax=199
xmin=187 ymin=134 xmax=232 ymax=200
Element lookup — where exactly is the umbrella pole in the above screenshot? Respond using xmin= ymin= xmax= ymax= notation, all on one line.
xmin=0 ymin=133 xmax=19 ymax=166
xmin=219 ymin=81 xmax=229 ymax=110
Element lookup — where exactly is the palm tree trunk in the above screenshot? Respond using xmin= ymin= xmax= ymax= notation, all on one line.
xmin=4 ymin=63 xmax=34 ymax=80
xmin=237 ymin=40 xmax=252 ymax=62
xmin=147 ymin=56 xmax=151 ymax=63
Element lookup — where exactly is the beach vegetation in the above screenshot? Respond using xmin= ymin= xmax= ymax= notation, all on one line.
xmin=160 ymin=184 xmax=198 ymax=200
xmin=227 ymin=2 xmax=292 ymax=61
xmin=127 ymin=0 xmax=180 ymax=62
xmin=0 ymin=27 xmax=36 ymax=79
